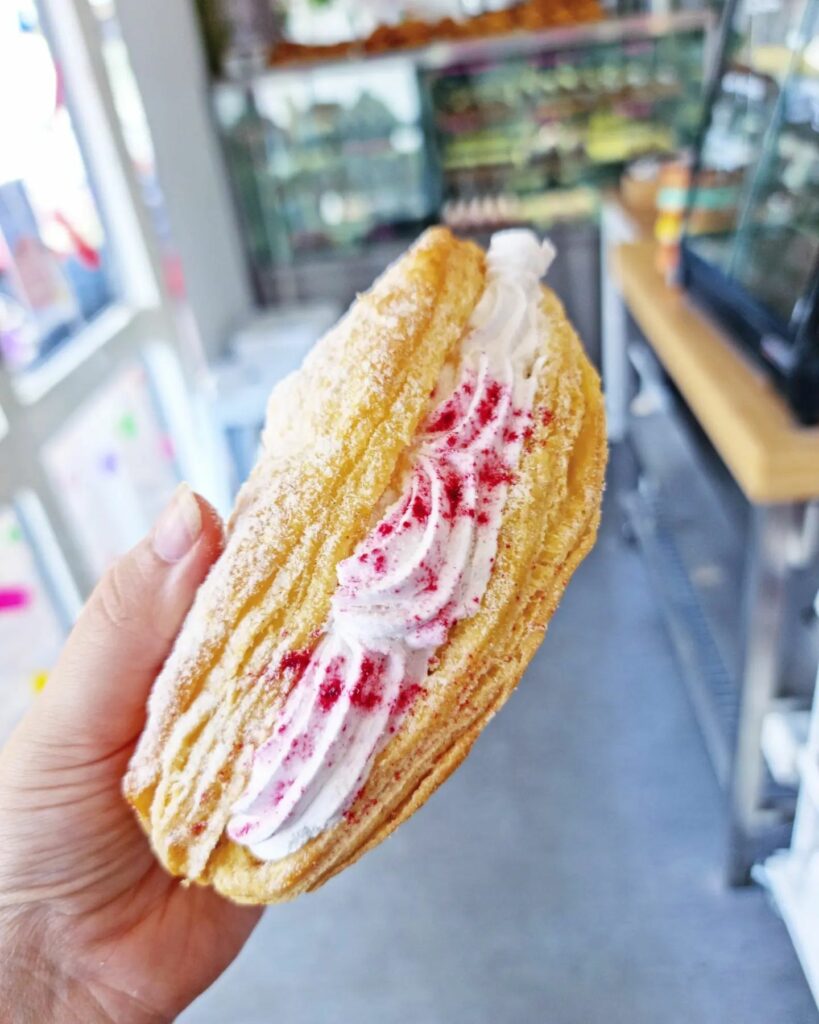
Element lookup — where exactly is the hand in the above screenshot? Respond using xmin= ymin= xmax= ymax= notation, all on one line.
xmin=0 ymin=485 xmax=261 ymax=1023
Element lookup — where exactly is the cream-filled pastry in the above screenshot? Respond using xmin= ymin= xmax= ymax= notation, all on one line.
xmin=125 ymin=227 xmax=606 ymax=904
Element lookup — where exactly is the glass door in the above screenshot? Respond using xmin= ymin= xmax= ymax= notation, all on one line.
xmin=0 ymin=0 xmax=216 ymax=740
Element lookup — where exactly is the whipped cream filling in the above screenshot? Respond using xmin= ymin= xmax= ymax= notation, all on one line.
xmin=228 ymin=230 xmax=555 ymax=861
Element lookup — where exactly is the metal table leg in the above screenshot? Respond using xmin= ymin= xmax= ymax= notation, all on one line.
xmin=600 ymin=201 xmax=636 ymax=443
xmin=726 ymin=503 xmax=793 ymax=885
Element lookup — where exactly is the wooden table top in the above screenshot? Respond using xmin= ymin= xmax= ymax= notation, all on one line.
xmin=612 ymin=240 xmax=819 ymax=505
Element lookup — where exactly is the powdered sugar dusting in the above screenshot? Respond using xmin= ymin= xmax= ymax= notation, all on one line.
xmin=125 ymin=227 xmax=486 ymax=868
xmin=227 ymin=230 xmax=556 ymax=862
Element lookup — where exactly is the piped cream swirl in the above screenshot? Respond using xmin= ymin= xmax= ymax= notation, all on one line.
xmin=228 ymin=230 xmax=555 ymax=861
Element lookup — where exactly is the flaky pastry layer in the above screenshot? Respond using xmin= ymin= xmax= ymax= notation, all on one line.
xmin=124 ymin=227 xmax=606 ymax=904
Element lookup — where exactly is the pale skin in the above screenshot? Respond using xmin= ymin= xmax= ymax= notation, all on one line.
xmin=0 ymin=485 xmax=262 ymax=1023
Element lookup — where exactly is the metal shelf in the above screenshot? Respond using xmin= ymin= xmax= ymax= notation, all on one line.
xmin=621 ymin=484 xmax=739 ymax=785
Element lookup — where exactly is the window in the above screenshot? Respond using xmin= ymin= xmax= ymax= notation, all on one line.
xmin=0 ymin=1 xmax=115 ymax=375
xmin=42 ymin=359 xmax=180 ymax=578
xmin=0 ymin=502 xmax=66 ymax=743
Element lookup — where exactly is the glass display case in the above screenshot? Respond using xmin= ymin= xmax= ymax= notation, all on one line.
xmin=212 ymin=12 xmax=712 ymax=300
xmin=215 ymin=57 xmax=434 ymax=277
xmin=680 ymin=0 xmax=819 ymax=424
xmin=421 ymin=22 xmax=707 ymax=201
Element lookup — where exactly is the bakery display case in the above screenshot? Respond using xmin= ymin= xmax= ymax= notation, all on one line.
xmin=199 ymin=0 xmax=603 ymax=77
xmin=422 ymin=21 xmax=706 ymax=202
xmin=680 ymin=0 xmax=819 ymax=424
xmin=214 ymin=57 xmax=434 ymax=276
xmin=211 ymin=11 xmax=713 ymax=301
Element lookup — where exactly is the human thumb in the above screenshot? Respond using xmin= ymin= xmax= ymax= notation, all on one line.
xmin=27 ymin=483 xmax=223 ymax=758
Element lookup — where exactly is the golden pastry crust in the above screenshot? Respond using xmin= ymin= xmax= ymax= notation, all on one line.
xmin=124 ymin=227 xmax=606 ymax=904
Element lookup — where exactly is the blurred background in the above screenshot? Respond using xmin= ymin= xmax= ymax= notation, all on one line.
xmin=0 ymin=0 xmax=818 ymax=1021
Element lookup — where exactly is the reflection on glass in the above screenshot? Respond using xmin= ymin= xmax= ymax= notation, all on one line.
xmin=0 ymin=503 xmax=65 ymax=745
xmin=0 ymin=1 xmax=115 ymax=375
xmin=41 ymin=360 xmax=180 ymax=579
xmin=687 ymin=0 xmax=819 ymax=328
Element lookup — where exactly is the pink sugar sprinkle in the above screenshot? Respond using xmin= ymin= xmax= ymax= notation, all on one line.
xmin=419 ymin=564 xmax=439 ymax=593
xmin=319 ymin=676 xmax=342 ymax=712
xmin=476 ymin=379 xmax=504 ymax=427
xmin=393 ymin=682 xmax=425 ymax=716
xmin=442 ymin=470 xmax=464 ymax=519
xmin=318 ymin=657 xmax=345 ymax=712
xmin=426 ymin=405 xmax=458 ymax=433
xmin=272 ymin=779 xmax=292 ymax=806
xmin=412 ymin=495 xmax=429 ymax=521
xmin=478 ymin=450 xmax=514 ymax=490
xmin=280 ymin=647 xmax=313 ymax=677
xmin=350 ymin=656 xmax=384 ymax=711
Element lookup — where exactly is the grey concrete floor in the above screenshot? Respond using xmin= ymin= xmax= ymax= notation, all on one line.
xmin=181 ymin=480 xmax=817 ymax=1024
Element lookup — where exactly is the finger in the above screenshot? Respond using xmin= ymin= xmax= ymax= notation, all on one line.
xmin=33 ymin=484 xmax=224 ymax=755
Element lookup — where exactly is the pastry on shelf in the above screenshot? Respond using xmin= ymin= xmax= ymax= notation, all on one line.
xmin=267 ymin=0 xmax=604 ymax=68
